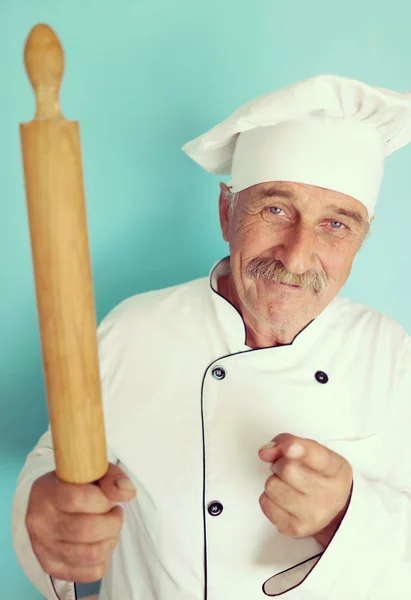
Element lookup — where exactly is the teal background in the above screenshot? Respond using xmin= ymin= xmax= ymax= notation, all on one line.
xmin=1 ymin=0 xmax=410 ymax=598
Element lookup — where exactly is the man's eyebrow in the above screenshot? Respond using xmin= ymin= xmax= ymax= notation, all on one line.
xmin=252 ymin=186 xmax=297 ymax=202
xmin=326 ymin=204 xmax=368 ymax=227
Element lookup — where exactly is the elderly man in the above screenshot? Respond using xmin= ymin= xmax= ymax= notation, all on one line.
xmin=12 ymin=75 xmax=411 ymax=599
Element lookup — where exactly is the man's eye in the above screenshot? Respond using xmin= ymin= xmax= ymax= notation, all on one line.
xmin=329 ymin=221 xmax=345 ymax=230
xmin=268 ymin=207 xmax=284 ymax=215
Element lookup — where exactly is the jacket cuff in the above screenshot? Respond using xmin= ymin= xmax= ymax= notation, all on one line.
xmin=12 ymin=470 xmax=76 ymax=600
xmin=264 ymin=470 xmax=395 ymax=599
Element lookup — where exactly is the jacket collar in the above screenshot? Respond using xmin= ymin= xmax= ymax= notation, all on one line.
xmin=208 ymin=256 xmax=342 ymax=362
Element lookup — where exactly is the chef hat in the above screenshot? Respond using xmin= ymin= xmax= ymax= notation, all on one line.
xmin=182 ymin=75 xmax=411 ymax=217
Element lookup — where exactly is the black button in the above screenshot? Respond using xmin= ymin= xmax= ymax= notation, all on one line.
xmin=315 ymin=371 xmax=329 ymax=384
xmin=208 ymin=501 xmax=223 ymax=516
xmin=212 ymin=366 xmax=226 ymax=380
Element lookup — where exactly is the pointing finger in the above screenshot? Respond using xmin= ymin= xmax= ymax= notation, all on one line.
xmin=274 ymin=434 xmax=345 ymax=477
xmin=259 ymin=434 xmax=347 ymax=477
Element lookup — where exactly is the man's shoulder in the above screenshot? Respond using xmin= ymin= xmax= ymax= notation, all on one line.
xmin=98 ymin=275 xmax=211 ymax=337
xmin=332 ymin=295 xmax=410 ymax=348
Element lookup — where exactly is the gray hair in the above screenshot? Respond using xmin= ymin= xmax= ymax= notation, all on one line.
xmin=222 ymin=187 xmax=240 ymax=213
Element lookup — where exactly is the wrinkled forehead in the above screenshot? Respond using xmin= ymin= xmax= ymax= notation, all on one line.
xmin=247 ymin=180 xmax=365 ymax=207
xmin=240 ymin=181 xmax=370 ymax=227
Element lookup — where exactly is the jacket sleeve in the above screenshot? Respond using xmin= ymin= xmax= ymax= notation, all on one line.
xmin=11 ymin=315 xmax=120 ymax=600
xmin=11 ymin=428 xmax=119 ymax=600
xmin=264 ymin=338 xmax=411 ymax=600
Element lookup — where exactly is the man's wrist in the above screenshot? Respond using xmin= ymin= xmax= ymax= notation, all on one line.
xmin=314 ymin=513 xmax=343 ymax=547
xmin=314 ymin=486 xmax=353 ymax=547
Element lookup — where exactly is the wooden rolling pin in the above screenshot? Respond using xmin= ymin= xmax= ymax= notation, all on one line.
xmin=20 ymin=24 xmax=108 ymax=484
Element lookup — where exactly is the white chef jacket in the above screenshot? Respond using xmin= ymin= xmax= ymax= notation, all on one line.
xmin=12 ymin=258 xmax=411 ymax=600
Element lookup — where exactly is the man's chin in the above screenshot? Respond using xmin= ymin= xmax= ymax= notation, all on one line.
xmin=246 ymin=289 xmax=315 ymax=323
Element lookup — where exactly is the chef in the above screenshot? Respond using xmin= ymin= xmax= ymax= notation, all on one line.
xmin=12 ymin=75 xmax=411 ymax=599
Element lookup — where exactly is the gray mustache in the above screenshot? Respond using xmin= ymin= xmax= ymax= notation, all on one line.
xmin=246 ymin=258 xmax=328 ymax=295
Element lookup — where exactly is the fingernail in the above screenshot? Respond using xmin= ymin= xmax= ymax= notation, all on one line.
xmin=115 ymin=478 xmax=136 ymax=492
xmin=259 ymin=441 xmax=277 ymax=451
xmin=287 ymin=444 xmax=305 ymax=458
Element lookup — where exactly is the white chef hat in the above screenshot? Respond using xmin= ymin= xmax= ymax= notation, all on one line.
xmin=182 ymin=75 xmax=411 ymax=217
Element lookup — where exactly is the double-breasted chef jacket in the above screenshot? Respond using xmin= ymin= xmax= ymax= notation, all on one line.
xmin=12 ymin=257 xmax=411 ymax=599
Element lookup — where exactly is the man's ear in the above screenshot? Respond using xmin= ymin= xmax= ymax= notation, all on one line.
xmin=219 ymin=182 xmax=231 ymax=242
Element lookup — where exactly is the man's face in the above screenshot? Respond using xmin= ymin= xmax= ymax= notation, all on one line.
xmin=219 ymin=181 xmax=369 ymax=332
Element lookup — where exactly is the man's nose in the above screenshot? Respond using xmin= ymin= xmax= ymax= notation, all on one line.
xmin=274 ymin=225 xmax=317 ymax=275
